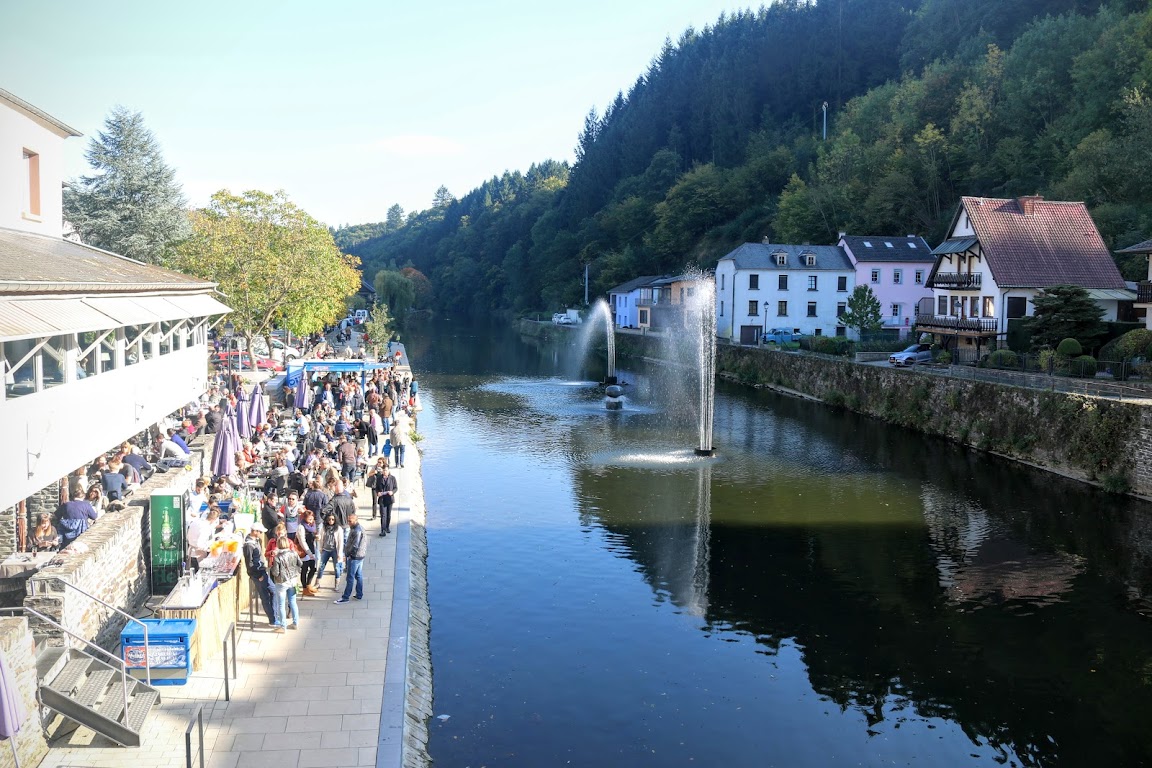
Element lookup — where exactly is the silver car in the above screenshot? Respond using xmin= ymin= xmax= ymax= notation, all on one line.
xmin=889 ymin=344 xmax=933 ymax=367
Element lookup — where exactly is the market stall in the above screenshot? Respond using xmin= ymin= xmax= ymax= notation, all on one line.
xmin=154 ymin=540 xmax=246 ymax=671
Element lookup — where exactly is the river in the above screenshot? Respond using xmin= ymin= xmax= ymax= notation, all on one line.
xmin=404 ymin=321 xmax=1152 ymax=767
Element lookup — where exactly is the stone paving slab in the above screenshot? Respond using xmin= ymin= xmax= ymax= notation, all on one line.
xmin=38 ymin=449 xmax=420 ymax=768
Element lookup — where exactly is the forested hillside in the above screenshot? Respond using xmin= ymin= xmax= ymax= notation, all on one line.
xmin=340 ymin=0 xmax=1152 ymax=317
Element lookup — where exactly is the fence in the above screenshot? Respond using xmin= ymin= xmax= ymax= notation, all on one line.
xmin=919 ymin=363 xmax=1152 ymax=401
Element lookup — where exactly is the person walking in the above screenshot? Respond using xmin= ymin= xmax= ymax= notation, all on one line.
xmin=295 ymin=509 xmax=319 ymax=595
xmin=389 ymin=416 xmax=409 ymax=469
xmin=269 ymin=535 xmax=303 ymax=633
xmin=335 ymin=513 xmax=366 ymax=603
xmin=321 ymin=479 xmax=356 ymax=529
xmin=374 ymin=464 xmax=397 ymax=536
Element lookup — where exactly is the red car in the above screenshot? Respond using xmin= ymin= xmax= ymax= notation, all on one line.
xmin=212 ymin=350 xmax=284 ymax=372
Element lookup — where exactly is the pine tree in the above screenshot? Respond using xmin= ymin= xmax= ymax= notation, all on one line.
xmin=64 ymin=106 xmax=190 ymax=263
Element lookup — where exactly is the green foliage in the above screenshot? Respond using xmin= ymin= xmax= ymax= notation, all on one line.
xmin=64 ymin=106 xmax=189 ymax=263
xmin=987 ymin=349 xmax=1019 ymax=368
xmin=1099 ymin=328 xmax=1152 ymax=361
xmin=1071 ymin=354 xmax=1098 ymax=378
xmin=1056 ymin=337 xmax=1083 ymax=357
xmin=360 ymin=304 xmax=394 ymax=349
xmin=839 ymin=285 xmax=884 ymax=335
xmin=937 ymin=350 xmax=952 ymax=364
xmin=1024 ymin=285 xmax=1106 ymax=350
xmin=374 ymin=270 xmax=416 ymax=319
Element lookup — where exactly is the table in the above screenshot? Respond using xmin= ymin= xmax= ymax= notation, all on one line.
xmin=155 ymin=562 xmax=246 ymax=671
xmin=0 ymin=551 xmax=56 ymax=579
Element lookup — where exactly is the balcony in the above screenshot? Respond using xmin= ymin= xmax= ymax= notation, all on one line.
xmin=1136 ymin=282 xmax=1152 ymax=304
xmin=928 ymin=272 xmax=982 ymax=290
xmin=915 ymin=314 xmax=998 ymax=335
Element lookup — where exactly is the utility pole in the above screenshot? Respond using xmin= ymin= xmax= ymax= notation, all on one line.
xmin=584 ymin=263 xmax=589 ymax=306
xmin=822 ymin=101 xmax=828 ymax=141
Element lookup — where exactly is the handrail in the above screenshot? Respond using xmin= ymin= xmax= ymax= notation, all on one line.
xmin=40 ymin=579 xmax=152 ymax=688
xmin=222 ymin=620 xmax=237 ymax=702
xmin=0 ymin=606 xmax=130 ymax=724
xmin=184 ymin=703 xmax=205 ymax=768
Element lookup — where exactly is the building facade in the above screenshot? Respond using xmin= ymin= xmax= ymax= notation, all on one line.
xmin=715 ymin=243 xmax=855 ymax=344
xmin=839 ymin=234 xmax=934 ymax=337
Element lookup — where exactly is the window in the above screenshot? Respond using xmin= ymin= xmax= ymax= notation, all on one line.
xmin=891 ymin=303 xmax=901 ymax=318
xmin=982 ymin=296 xmax=994 ymax=318
xmin=885 ymin=241 xmax=894 ymax=249
xmin=22 ymin=150 xmax=41 ymax=218
xmin=908 ymin=242 xmax=918 ymax=249
xmin=1007 ymin=297 xmax=1027 ymax=319
xmin=937 ymin=296 xmax=948 ymax=315
xmin=914 ymin=270 xmax=924 ymax=285
xmin=951 ymin=297 xmax=963 ymax=317
xmin=836 ymin=326 xmax=846 ymax=337
xmin=720 ymin=274 xmax=725 ymax=291
xmin=807 ymin=302 xmax=817 ymax=317
xmin=778 ymin=274 xmax=788 ymax=290
xmin=837 ymin=275 xmax=847 ymax=292
xmin=871 ymin=269 xmax=880 ymax=283
xmin=805 ymin=254 xmax=816 ymax=267
xmin=775 ymin=252 xmax=787 ymax=266
xmin=777 ymin=301 xmax=788 ymax=316
xmin=837 ymin=302 xmax=846 ymax=318
xmin=863 ymin=241 xmax=873 ymax=248
xmin=719 ymin=301 xmax=724 ymax=317
xmin=814 ymin=328 xmax=823 ymax=336
xmin=807 ymin=276 xmax=818 ymax=291
xmin=892 ymin=270 xmax=902 ymax=285
xmin=749 ymin=274 xmax=759 ymax=290
xmin=970 ymin=297 xmax=979 ymax=317
xmin=748 ymin=300 xmax=759 ymax=316
xmin=638 ymin=308 xmax=649 ymax=324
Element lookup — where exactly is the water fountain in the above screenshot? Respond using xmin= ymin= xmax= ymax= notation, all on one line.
xmin=687 ymin=277 xmax=717 ymax=456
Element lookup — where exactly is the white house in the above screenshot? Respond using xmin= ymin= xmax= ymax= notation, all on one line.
xmin=838 ymin=234 xmax=934 ymax=338
xmin=920 ymin=195 xmax=1132 ymax=358
xmin=714 ymin=242 xmax=855 ymax=344
xmin=0 ymin=89 xmax=231 ymax=545
xmin=1118 ymin=238 xmax=1152 ymax=329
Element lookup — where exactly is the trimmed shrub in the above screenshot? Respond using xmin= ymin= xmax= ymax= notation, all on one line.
xmin=1070 ymin=355 xmax=1098 ymax=378
xmin=987 ymin=349 xmax=1019 ymax=369
xmin=1100 ymin=328 xmax=1152 ymax=362
xmin=1056 ymin=338 xmax=1082 ymax=357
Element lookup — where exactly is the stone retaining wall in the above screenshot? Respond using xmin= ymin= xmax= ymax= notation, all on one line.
xmin=25 ymin=452 xmax=202 ymax=652
xmin=403 ymin=458 xmax=432 ymax=768
xmin=0 ymin=617 xmax=48 ymax=768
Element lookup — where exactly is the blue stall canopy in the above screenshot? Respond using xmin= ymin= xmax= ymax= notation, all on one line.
xmin=286 ymin=348 xmax=409 ymax=409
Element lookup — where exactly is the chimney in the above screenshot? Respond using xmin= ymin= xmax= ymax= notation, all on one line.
xmin=1018 ymin=195 xmax=1043 ymax=216
xmin=838 ymin=231 xmax=846 ymax=239
xmin=762 ymin=236 xmax=770 ymax=245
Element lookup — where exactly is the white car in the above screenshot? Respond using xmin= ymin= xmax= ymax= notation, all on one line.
xmin=250 ymin=338 xmax=302 ymax=361
xmin=888 ymin=344 xmax=933 ymax=367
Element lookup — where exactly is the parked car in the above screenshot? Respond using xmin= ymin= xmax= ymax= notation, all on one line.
xmin=251 ymin=338 xmax=301 ymax=362
xmin=762 ymin=328 xmax=800 ymax=344
xmin=888 ymin=344 xmax=933 ymax=367
xmin=212 ymin=350 xmax=284 ymax=372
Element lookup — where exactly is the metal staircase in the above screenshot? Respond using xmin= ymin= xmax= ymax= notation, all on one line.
xmin=39 ymin=648 xmax=160 ymax=747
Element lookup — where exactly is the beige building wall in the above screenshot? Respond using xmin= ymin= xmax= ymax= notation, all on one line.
xmin=0 ymin=93 xmax=77 ymax=237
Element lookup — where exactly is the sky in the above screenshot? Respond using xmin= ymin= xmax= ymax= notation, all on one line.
xmin=1 ymin=0 xmax=758 ymax=228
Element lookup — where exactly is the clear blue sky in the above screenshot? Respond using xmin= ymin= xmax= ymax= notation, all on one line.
xmin=1 ymin=0 xmax=758 ymax=228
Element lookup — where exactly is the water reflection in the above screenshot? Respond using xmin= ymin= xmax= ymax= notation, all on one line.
xmin=418 ymin=321 xmax=1152 ymax=767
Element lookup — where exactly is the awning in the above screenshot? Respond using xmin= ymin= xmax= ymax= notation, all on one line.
xmin=0 ymin=298 xmax=120 ymax=341
xmin=1084 ymin=288 xmax=1137 ymax=301
xmin=932 ymin=237 xmax=978 ymax=255
xmin=0 ymin=292 xmax=234 ymax=342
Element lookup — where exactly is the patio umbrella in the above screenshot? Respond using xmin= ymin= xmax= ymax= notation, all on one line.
xmin=235 ymin=397 xmax=251 ymax=439
xmin=248 ymin=384 xmax=266 ymax=430
xmin=211 ymin=406 xmax=240 ymax=479
xmin=0 ymin=647 xmax=28 ymax=767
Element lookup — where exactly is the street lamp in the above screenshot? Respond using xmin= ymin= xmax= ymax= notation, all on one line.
xmin=763 ymin=301 xmax=770 ymax=344
xmin=223 ymin=321 xmax=235 ymax=392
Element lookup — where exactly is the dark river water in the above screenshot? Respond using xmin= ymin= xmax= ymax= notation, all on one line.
xmin=406 ymin=321 xmax=1152 ymax=768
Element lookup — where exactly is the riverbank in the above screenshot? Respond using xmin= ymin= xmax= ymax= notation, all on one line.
xmin=526 ymin=318 xmax=1152 ymax=499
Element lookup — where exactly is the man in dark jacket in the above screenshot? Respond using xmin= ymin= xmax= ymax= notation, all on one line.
xmin=204 ymin=404 xmax=223 ymax=434
xmin=55 ymin=490 xmax=98 ymax=548
xmin=335 ymin=513 xmax=366 ymax=603
xmin=321 ymin=479 xmax=356 ymax=529
xmin=243 ymin=522 xmax=276 ymax=624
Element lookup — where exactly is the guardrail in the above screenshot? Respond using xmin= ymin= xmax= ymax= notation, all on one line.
xmin=915 ymin=314 xmax=998 ymax=334
xmin=184 ymin=703 xmax=205 ymax=768
xmin=928 ymin=272 xmax=982 ymax=289
xmin=222 ymin=620 xmax=237 ymax=702
xmin=41 ymin=579 xmax=153 ymax=687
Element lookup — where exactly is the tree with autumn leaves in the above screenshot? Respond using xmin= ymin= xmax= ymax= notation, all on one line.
xmin=169 ymin=190 xmax=360 ymax=365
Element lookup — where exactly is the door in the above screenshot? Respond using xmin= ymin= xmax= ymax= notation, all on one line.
xmin=740 ymin=325 xmax=760 ymax=345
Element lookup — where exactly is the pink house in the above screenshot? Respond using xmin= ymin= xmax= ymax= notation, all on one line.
xmin=838 ymin=234 xmax=934 ymax=337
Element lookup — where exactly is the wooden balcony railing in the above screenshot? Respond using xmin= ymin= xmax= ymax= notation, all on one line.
xmin=928 ymin=272 xmax=982 ymax=289
xmin=1136 ymin=282 xmax=1152 ymax=304
xmin=915 ymin=314 xmax=998 ymax=334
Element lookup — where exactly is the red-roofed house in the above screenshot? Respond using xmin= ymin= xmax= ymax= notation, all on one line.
xmin=917 ymin=196 xmax=1133 ymax=357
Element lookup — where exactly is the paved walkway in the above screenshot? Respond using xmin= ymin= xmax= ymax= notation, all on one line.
xmin=39 ymin=448 xmax=422 ymax=768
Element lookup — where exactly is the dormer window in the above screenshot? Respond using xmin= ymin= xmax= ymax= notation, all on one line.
xmin=804 ymin=254 xmax=816 ymax=267
xmin=774 ymin=252 xmax=787 ymax=266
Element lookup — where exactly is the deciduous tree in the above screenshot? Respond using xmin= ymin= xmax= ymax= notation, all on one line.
xmin=169 ymin=190 xmax=360 ymax=365
xmin=840 ymin=284 xmax=883 ymax=335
